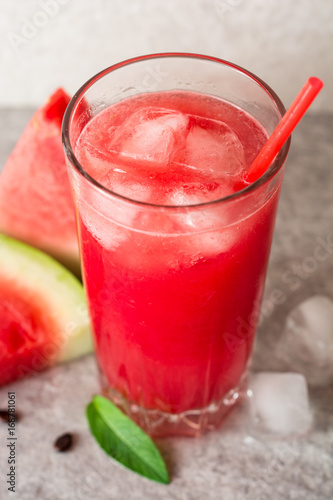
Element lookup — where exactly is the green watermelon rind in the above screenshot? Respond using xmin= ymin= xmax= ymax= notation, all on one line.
xmin=0 ymin=233 xmax=92 ymax=363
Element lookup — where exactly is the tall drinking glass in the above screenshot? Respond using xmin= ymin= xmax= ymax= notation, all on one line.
xmin=62 ymin=54 xmax=290 ymax=437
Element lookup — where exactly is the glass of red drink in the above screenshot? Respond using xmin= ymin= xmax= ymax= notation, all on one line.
xmin=62 ymin=54 xmax=290 ymax=437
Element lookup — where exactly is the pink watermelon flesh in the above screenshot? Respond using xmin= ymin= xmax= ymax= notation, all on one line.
xmin=0 ymin=277 xmax=60 ymax=385
xmin=0 ymin=88 xmax=79 ymax=273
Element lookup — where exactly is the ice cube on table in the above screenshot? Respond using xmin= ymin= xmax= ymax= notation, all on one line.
xmin=276 ymin=295 xmax=333 ymax=386
xmin=110 ymin=107 xmax=189 ymax=164
xmin=180 ymin=117 xmax=245 ymax=176
xmin=249 ymin=372 xmax=312 ymax=436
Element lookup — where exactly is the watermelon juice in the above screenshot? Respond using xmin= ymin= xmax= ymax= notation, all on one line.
xmin=63 ymin=54 xmax=289 ymax=436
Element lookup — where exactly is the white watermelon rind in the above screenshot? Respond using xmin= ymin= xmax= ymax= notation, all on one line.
xmin=0 ymin=233 xmax=93 ymax=363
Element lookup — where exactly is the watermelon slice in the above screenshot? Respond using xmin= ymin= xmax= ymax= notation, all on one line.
xmin=0 ymin=89 xmax=80 ymax=274
xmin=0 ymin=233 xmax=92 ymax=386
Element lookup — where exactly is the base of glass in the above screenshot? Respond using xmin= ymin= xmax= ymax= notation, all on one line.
xmin=99 ymin=373 xmax=249 ymax=437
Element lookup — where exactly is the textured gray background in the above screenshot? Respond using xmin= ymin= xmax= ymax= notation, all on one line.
xmin=0 ymin=109 xmax=332 ymax=500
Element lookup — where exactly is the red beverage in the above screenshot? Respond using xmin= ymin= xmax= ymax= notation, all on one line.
xmin=63 ymin=54 xmax=289 ymax=436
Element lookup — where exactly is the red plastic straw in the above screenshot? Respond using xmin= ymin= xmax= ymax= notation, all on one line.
xmin=245 ymin=77 xmax=323 ymax=183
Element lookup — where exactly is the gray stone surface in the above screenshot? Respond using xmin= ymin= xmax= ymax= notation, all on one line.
xmin=0 ymin=110 xmax=332 ymax=500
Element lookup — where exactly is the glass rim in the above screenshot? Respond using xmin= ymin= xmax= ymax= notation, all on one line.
xmin=62 ymin=52 xmax=291 ymax=210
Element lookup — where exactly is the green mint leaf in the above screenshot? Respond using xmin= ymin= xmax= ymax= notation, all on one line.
xmin=86 ymin=395 xmax=170 ymax=484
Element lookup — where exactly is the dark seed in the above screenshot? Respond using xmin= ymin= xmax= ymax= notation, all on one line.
xmin=0 ymin=410 xmax=20 ymax=423
xmin=0 ymin=410 xmax=9 ymax=422
xmin=54 ymin=433 xmax=73 ymax=452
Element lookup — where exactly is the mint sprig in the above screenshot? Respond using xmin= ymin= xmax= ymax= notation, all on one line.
xmin=86 ymin=395 xmax=170 ymax=484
